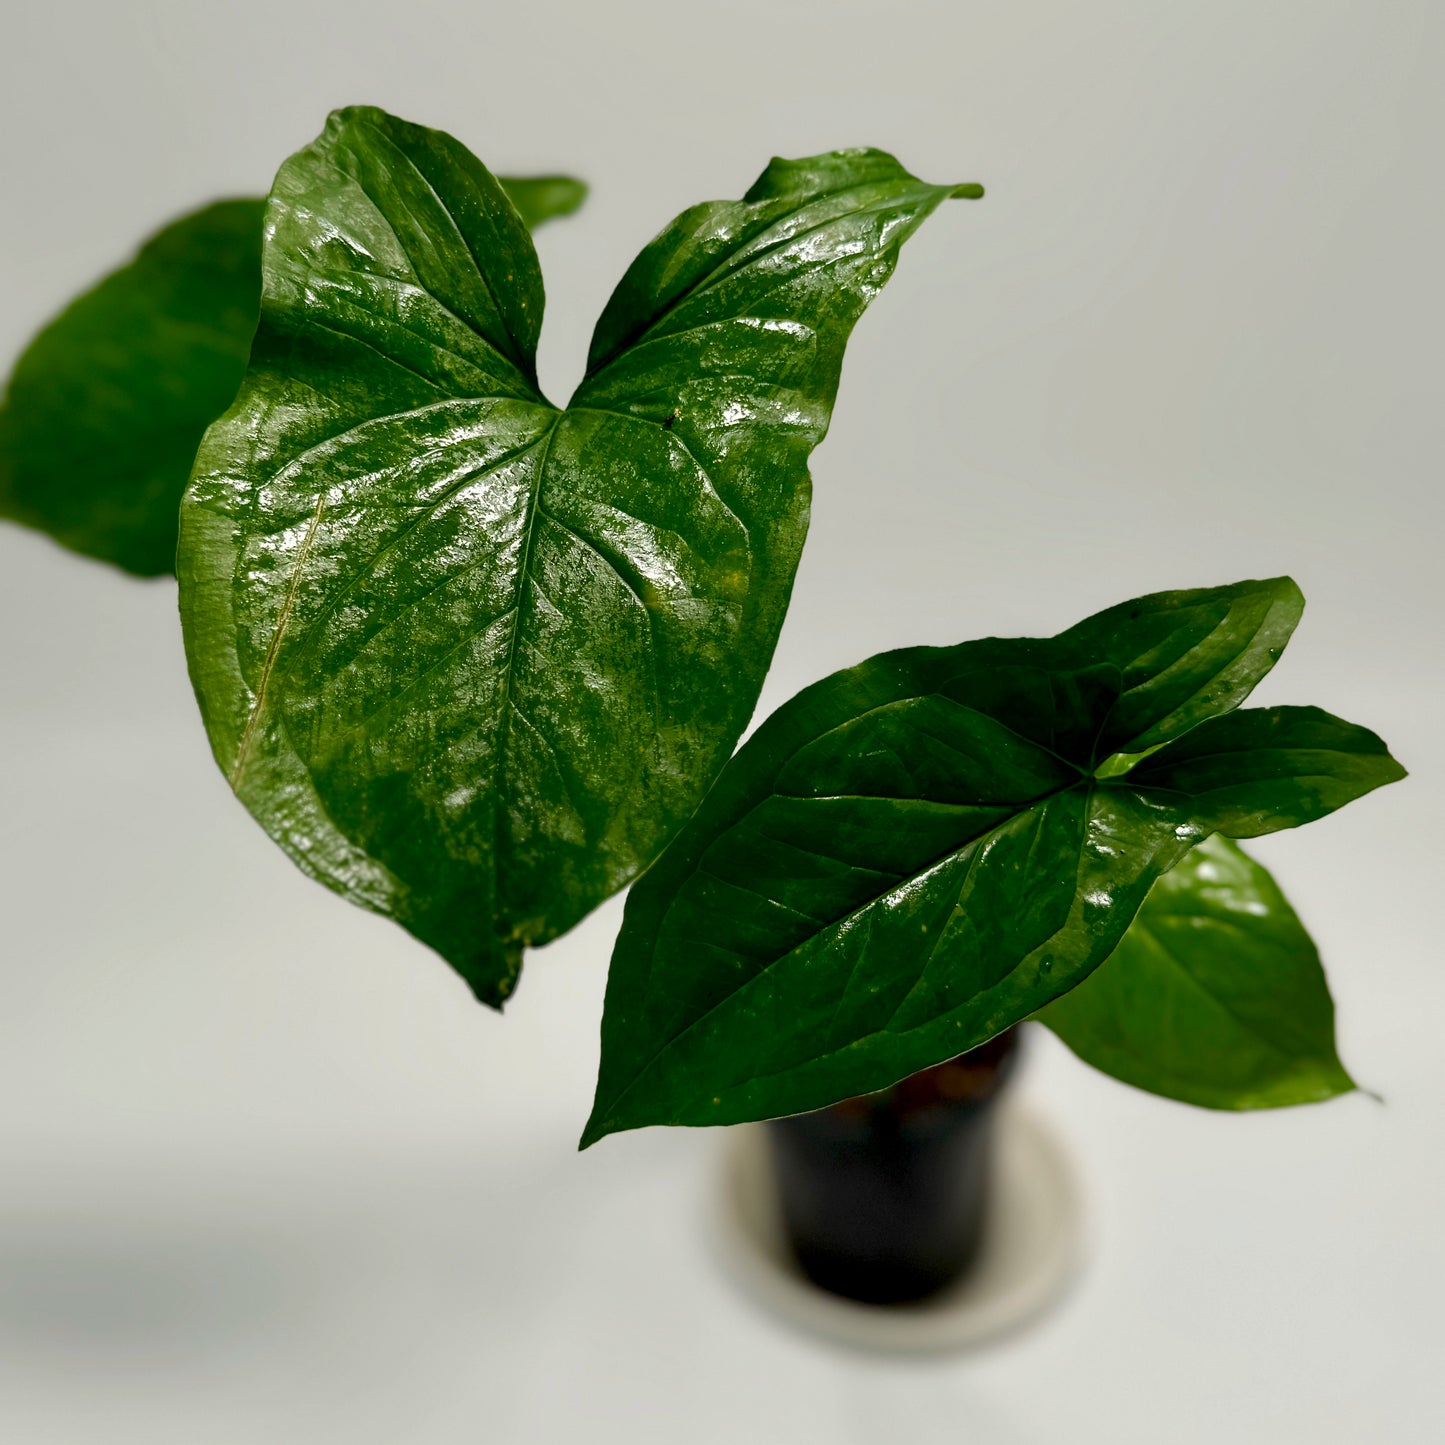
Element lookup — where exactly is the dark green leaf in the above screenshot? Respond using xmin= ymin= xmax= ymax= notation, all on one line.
xmin=1126 ymin=705 xmax=1405 ymax=836
xmin=1 ymin=200 xmax=264 ymax=575
xmin=1037 ymin=834 xmax=1356 ymax=1108
xmin=582 ymin=578 xmax=1400 ymax=1145
xmin=0 ymin=177 xmax=585 ymax=578
xmin=178 ymin=106 xmax=975 ymax=1005
xmin=1060 ymin=574 xmax=1303 ymax=760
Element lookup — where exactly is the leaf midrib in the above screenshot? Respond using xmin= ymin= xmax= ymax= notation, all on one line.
xmin=488 ymin=411 xmax=566 ymax=944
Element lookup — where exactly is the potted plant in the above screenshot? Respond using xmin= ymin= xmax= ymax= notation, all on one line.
xmin=584 ymin=574 xmax=1401 ymax=1309
xmin=1 ymin=106 xmax=1404 ymax=1317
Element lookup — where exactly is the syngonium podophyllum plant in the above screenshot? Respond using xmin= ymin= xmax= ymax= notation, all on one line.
xmin=1 ymin=107 xmax=1404 ymax=1151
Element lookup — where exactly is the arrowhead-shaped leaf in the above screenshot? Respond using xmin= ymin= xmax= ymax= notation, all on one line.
xmin=0 ymin=177 xmax=584 ymax=577
xmin=583 ymin=578 xmax=1402 ymax=1144
xmin=1037 ymin=834 xmax=1356 ymax=1108
xmin=178 ymin=106 xmax=976 ymax=1004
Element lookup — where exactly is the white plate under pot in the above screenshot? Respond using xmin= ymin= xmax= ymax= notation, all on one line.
xmin=711 ymin=1107 xmax=1084 ymax=1355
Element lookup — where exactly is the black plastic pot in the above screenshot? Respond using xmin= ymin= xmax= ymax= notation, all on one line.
xmin=765 ymin=1029 xmax=1020 ymax=1305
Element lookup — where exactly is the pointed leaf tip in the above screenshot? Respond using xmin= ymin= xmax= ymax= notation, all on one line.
xmin=950 ymin=182 xmax=985 ymax=199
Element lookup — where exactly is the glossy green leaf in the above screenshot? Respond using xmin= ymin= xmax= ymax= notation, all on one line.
xmin=1037 ymin=835 xmax=1356 ymax=1108
xmin=1124 ymin=705 xmax=1403 ymax=836
xmin=1056 ymin=574 xmax=1304 ymax=760
xmin=178 ymin=106 xmax=976 ymax=1005
xmin=583 ymin=578 xmax=1402 ymax=1145
xmin=0 ymin=177 xmax=585 ymax=578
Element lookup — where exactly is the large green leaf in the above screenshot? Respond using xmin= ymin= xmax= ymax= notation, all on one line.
xmin=1037 ymin=835 xmax=1355 ymax=1108
xmin=178 ymin=106 xmax=978 ymax=1005
xmin=0 ymin=177 xmax=584 ymax=578
xmin=582 ymin=578 xmax=1402 ymax=1145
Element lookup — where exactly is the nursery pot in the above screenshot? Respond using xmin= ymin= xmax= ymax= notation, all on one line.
xmin=764 ymin=1028 xmax=1020 ymax=1305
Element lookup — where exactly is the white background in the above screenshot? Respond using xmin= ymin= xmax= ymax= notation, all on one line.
xmin=1 ymin=2 xmax=1440 ymax=1440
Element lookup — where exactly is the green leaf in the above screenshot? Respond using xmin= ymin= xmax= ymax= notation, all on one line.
xmin=1 ymin=200 xmax=264 ymax=575
xmin=178 ymin=106 xmax=976 ymax=1005
xmin=582 ymin=578 xmax=1401 ymax=1145
xmin=1036 ymin=835 xmax=1356 ymax=1108
xmin=0 ymin=177 xmax=585 ymax=578
xmin=1125 ymin=705 xmax=1406 ymax=836
xmin=498 ymin=175 xmax=588 ymax=230
xmin=1062 ymin=574 xmax=1304 ymax=760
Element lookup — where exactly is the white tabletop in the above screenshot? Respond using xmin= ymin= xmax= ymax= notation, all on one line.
xmin=2 ymin=4 xmax=1441 ymax=1441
